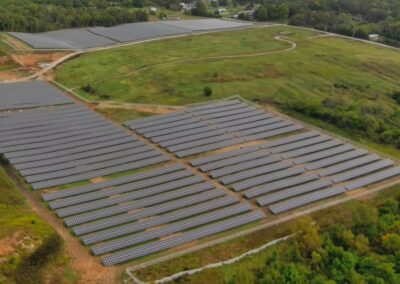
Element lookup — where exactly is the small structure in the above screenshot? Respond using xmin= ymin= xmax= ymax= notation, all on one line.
xmin=368 ymin=34 xmax=380 ymax=41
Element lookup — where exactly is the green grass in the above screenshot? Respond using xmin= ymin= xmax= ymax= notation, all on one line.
xmin=96 ymin=107 xmax=153 ymax=124
xmin=0 ymin=35 xmax=18 ymax=71
xmin=0 ymin=164 xmax=77 ymax=283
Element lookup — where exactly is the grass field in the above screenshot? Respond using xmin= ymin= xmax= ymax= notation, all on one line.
xmin=56 ymin=25 xmax=400 ymax=105
xmin=0 ymin=164 xmax=76 ymax=284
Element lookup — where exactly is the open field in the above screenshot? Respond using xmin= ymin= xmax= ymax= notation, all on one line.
xmin=55 ymin=25 xmax=400 ymax=152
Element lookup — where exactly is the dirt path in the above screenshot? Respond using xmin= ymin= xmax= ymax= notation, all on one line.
xmin=4 ymin=166 xmax=120 ymax=284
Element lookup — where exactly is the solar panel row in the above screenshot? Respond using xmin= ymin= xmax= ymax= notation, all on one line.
xmin=0 ymin=103 xmax=170 ymax=189
xmin=190 ymin=129 xmax=399 ymax=214
xmin=0 ymin=81 xmax=73 ymax=111
xmin=81 ymin=196 xmax=240 ymax=245
xmin=91 ymin=203 xmax=252 ymax=255
xmin=102 ymin=210 xmax=264 ymax=266
xmin=126 ymin=100 xmax=303 ymax=157
xmin=40 ymin=163 xmax=262 ymax=265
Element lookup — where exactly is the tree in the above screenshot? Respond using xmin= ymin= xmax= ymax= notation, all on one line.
xmin=382 ymin=234 xmax=400 ymax=254
xmin=255 ymin=5 xmax=268 ymax=21
xmin=192 ymin=1 xmax=209 ymax=17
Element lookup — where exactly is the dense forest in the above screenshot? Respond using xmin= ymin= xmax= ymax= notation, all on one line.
xmin=0 ymin=0 xmax=149 ymax=32
xmin=183 ymin=192 xmax=400 ymax=283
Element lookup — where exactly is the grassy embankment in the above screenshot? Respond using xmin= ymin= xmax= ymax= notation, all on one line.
xmin=0 ymin=164 xmax=76 ymax=284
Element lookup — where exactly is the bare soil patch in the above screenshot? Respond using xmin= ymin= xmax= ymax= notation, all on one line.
xmin=12 ymin=52 xmax=69 ymax=71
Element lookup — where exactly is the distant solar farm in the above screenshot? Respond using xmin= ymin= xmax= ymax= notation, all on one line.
xmin=8 ymin=19 xmax=252 ymax=49
xmin=1 ymin=81 xmax=399 ymax=267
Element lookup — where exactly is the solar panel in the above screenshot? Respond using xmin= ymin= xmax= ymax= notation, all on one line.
xmin=167 ymin=134 xmax=236 ymax=152
xmin=0 ymin=81 xmax=73 ymax=110
xmin=189 ymin=103 xmax=250 ymax=117
xmin=176 ymin=138 xmax=245 ymax=158
xmin=280 ymin=140 xmax=343 ymax=159
xmin=209 ymin=110 xmax=269 ymax=126
xmin=25 ymin=150 xmax=165 ymax=183
xmin=242 ymin=125 xmax=304 ymax=141
xmin=42 ymin=165 xmax=185 ymax=202
xmin=232 ymin=167 xmax=306 ymax=192
xmin=64 ymin=188 xmax=223 ymax=226
xmin=18 ymin=144 xmax=154 ymax=173
xmin=294 ymin=144 xmax=355 ymax=165
xmin=220 ymin=161 xmax=293 ymax=185
xmin=71 ymin=189 xmax=227 ymax=234
xmin=57 ymin=181 xmax=212 ymax=218
xmin=244 ymin=174 xmax=319 ymax=199
xmin=151 ymin=125 xmax=218 ymax=143
xmin=345 ymin=166 xmax=400 ymax=190
xmin=268 ymin=135 xmax=331 ymax=154
xmin=269 ymin=186 xmax=346 ymax=214
xmin=136 ymin=117 xmax=201 ymax=134
xmin=102 ymin=210 xmax=264 ymax=266
xmin=331 ymin=159 xmax=395 ymax=183
xmin=234 ymin=121 xmax=293 ymax=137
xmin=304 ymin=149 xmax=368 ymax=170
xmin=197 ymin=106 xmax=257 ymax=120
xmin=319 ymin=154 xmax=380 ymax=177
xmin=159 ymin=129 xmax=226 ymax=148
xmin=210 ymin=155 xmax=282 ymax=179
xmin=48 ymin=170 xmax=195 ymax=209
xmin=259 ymin=131 xmax=320 ymax=149
xmin=31 ymin=155 xmax=171 ymax=190
xmin=257 ymin=179 xmax=333 ymax=206
xmin=225 ymin=117 xmax=284 ymax=132
xmin=20 ymin=146 xmax=152 ymax=176
xmin=199 ymin=149 xmax=271 ymax=172
xmin=190 ymin=145 xmax=261 ymax=167
xmin=81 ymin=196 xmax=239 ymax=245
xmin=91 ymin=203 xmax=251 ymax=255
xmin=185 ymin=99 xmax=241 ymax=113
xmin=144 ymin=121 xmax=209 ymax=139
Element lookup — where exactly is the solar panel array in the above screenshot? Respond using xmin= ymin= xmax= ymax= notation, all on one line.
xmin=125 ymin=100 xmax=303 ymax=158
xmin=9 ymin=19 xmax=252 ymax=49
xmin=0 ymin=103 xmax=169 ymax=189
xmin=161 ymin=19 xmax=252 ymax=31
xmin=40 ymin=164 xmax=264 ymax=266
xmin=0 ymin=81 xmax=73 ymax=110
xmin=190 ymin=129 xmax=400 ymax=213
xmin=88 ymin=22 xmax=191 ymax=43
xmin=3 ymin=85 xmax=399 ymax=267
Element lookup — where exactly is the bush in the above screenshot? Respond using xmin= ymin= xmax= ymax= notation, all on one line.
xmin=81 ymin=84 xmax=95 ymax=94
xmin=13 ymin=234 xmax=62 ymax=284
xmin=203 ymin=86 xmax=213 ymax=97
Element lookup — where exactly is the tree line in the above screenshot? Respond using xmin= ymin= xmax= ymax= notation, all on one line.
xmin=0 ymin=0 xmax=148 ymax=32
xmin=239 ymin=0 xmax=400 ymax=44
